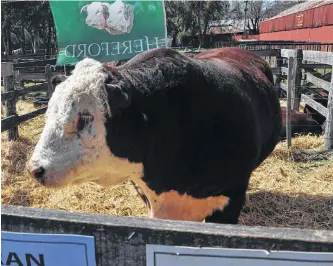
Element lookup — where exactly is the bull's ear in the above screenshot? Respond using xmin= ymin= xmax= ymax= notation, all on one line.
xmin=51 ymin=74 xmax=67 ymax=89
xmin=105 ymin=84 xmax=130 ymax=111
xmin=80 ymin=4 xmax=89 ymax=13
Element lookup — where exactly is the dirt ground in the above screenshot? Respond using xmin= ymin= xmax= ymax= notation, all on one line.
xmin=1 ymin=100 xmax=332 ymax=230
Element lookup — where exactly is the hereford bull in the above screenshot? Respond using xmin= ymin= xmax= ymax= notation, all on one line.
xmin=28 ymin=47 xmax=282 ymax=225
xmin=280 ymin=107 xmax=323 ymax=139
xmin=303 ymin=90 xmax=328 ymax=125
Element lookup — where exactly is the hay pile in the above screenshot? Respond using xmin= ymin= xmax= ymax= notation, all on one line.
xmin=241 ymin=139 xmax=333 ymax=229
xmin=1 ymin=100 xmax=332 ymax=230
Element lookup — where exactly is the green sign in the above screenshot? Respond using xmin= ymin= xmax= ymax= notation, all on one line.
xmin=49 ymin=0 xmax=167 ymax=65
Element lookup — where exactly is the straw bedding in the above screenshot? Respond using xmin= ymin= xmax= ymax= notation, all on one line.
xmin=1 ymin=100 xmax=332 ymax=230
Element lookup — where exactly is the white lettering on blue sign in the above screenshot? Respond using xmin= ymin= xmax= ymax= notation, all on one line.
xmin=1 ymin=231 xmax=96 ymax=266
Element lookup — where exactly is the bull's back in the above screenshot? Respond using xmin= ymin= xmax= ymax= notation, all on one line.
xmin=194 ymin=48 xmax=281 ymax=167
xmin=194 ymin=48 xmax=274 ymax=84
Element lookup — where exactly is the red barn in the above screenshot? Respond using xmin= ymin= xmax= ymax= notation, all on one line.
xmin=260 ymin=1 xmax=333 ymax=47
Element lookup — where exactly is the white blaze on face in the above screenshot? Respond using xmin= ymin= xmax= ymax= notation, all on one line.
xmin=28 ymin=58 xmax=142 ymax=188
xmin=81 ymin=2 xmax=109 ymax=30
xmin=132 ymin=177 xmax=230 ymax=222
xmin=105 ymin=0 xmax=134 ymax=35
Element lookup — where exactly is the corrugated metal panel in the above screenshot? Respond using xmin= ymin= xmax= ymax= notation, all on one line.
xmin=260 ymin=20 xmax=270 ymax=33
xmin=303 ymin=8 xmax=314 ymax=28
xmin=259 ymin=25 xmax=333 ymax=43
xmin=314 ymin=5 xmax=325 ymax=26
xmin=274 ymin=16 xmax=284 ymax=31
xmin=260 ymin=3 xmax=333 ymax=33
xmin=314 ymin=3 xmax=333 ymax=26
xmin=286 ymin=15 xmax=296 ymax=31
xmin=327 ymin=4 xmax=333 ymax=24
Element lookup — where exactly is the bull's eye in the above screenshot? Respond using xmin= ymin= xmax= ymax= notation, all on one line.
xmin=76 ymin=112 xmax=94 ymax=133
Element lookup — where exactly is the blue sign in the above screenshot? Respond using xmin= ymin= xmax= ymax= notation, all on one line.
xmin=1 ymin=231 xmax=96 ymax=266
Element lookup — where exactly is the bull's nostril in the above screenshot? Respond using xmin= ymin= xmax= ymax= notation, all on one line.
xmin=32 ymin=167 xmax=45 ymax=182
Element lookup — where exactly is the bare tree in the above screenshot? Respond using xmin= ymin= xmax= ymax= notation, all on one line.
xmin=245 ymin=1 xmax=271 ymax=34
xmin=165 ymin=1 xmax=229 ymax=48
xmin=191 ymin=1 xmax=229 ymax=47
xmin=235 ymin=1 xmax=306 ymax=35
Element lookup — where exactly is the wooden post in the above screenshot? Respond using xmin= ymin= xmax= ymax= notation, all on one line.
xmin=2 ymin=63 xmax=19 ymax=141
xmin=16 ymin=71 xmax=25 ymax=101
xmin=275 ymin=49 xmax=283 ymax=98
xmin=324 ymin=73 xmax=333 ymax=150
xmin=2 ymin=204 xmax=333 ymax=266
xmin=292 ymin=49 xmax=302 ymax=111
xmin=286 ymin=56 xmax=295 ymax=148
xmin=19 ymin=80 xmax=25 ymax=100
xmin=45 ymin=64 xmax=53 ymax=99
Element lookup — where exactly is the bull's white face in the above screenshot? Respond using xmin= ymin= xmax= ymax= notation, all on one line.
xmin=106 ymin=0 xmax=134 ymax=34
xmin=28 ymin=58 xmax=142 ymax=188
xmin=81 ymin=2 xmax=108 ymax=30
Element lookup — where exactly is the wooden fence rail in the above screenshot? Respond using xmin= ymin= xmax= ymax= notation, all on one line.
xmin=304 ymin=71 xmax=331 ymax=92
xmin=1 ymin=83 xmax=48 ymax=102
xmin=1 ymin=62 xmax=57 ymax=140
xmin=2 ymin=204 xmax=333 ymax=266
xmin=1 ymin=107 xmax=48 ymax=133
xmin=277 ymin=49 xmax=333 ymax=150
xmin=2 ymin=62 xmax=18 ymax=140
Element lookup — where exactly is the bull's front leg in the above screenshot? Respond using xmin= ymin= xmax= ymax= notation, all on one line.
xmin=205 ymin=185 xmax=248 ymax=225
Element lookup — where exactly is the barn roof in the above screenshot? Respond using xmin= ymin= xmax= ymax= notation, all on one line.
xmin=265 ymin=0 xmax=333 ymax=21
xmin=208 ymin=19 xmax=245 ymax=35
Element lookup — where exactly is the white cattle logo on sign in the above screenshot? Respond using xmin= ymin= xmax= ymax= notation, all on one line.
xmin=81 ymin=0 xmax=134 ymax=35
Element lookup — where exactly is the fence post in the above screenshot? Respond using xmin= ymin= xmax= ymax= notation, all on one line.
xmin=19 ymin=80 xmax=25 ymax=100
xmin=45 ymin=64 xmax=53 ymax=99
xmin=2 ymin=62 xmax=19 ymax=141
xmin=275 ymin=49 xmax=283 ymax=98
xmin=16 ymin=71 xmax=25 ymax=101
xmin=286 ymin=56 xmax=296 ymax=148
xmin=292 ymin=49 xmax=302 ymax=110
xmin=324 ymin=73 xmax=333 ymax=150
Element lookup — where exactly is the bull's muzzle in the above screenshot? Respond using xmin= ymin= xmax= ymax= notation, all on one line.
xmin=28 ymin=162 xmax=46 ymax=185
